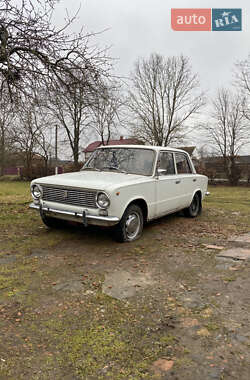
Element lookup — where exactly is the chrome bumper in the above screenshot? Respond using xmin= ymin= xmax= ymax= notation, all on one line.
xmin=29 ymin=203 xmax=120 ymax=227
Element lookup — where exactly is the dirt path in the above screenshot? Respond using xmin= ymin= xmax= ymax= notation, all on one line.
xmin=1 ymin=201 xmax=250 ymax=379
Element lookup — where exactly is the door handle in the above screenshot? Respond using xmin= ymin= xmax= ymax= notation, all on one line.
xmin=175 ymin=180 xmax=181 ymax=184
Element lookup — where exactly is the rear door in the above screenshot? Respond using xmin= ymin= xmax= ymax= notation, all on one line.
xmin=174 ymin=152 xmax=195 ymax=207
xmin=156 ymin=151 xmax=182 ymax=216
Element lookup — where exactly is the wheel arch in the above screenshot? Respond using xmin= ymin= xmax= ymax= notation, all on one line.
xmin=124 ymin=198 xmax=148 ymax=223
xmin=191 ymin=189 xmax=202 ymax=204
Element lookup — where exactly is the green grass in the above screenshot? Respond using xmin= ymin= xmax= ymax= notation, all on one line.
xmin=206 ymin=185 xmax=250 ymax=213
xmin=0 ymin=181 xmax=31 ymax=204
xmin=204 ymin=185 xmax=250 ymax=231
xmin=0 ymin=181 xmax=73 ymax=257
xmin=0 ymin=175 xmax=22 ymax=182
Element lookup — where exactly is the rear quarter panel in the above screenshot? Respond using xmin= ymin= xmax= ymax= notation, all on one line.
xmin=191 ymin=174 xmax=208 ymax=201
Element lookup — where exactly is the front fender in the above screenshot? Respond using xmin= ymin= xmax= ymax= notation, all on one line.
xmin=108 ymin=180 xmax=156 ymax=220
xmin=120 ymin=196 xmax=149 ymax=219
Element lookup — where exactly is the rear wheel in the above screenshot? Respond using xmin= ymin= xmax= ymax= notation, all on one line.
xmin=184 ymin=193 xmax=202 ymax=218
xmin=114 ymin=204 xmax=143 ymax=242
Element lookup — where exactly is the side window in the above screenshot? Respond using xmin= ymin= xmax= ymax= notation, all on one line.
xmin=158 ymin=152 xmax=175 ymax=176
xmin=175 ymin=153 xmax=192 ymax=174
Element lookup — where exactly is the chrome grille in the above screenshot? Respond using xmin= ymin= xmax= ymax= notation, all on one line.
xmin=41 ymin=186 xmax=97 ymax=209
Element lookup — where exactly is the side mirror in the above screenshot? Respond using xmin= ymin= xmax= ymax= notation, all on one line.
xmin=157 ymin=168 xmax=166 ymax=175
xmin=155 ymin=160 xmax=165 ymax=178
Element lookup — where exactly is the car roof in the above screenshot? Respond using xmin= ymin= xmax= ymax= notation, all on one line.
xmin=97 ymin=145 xmax=189 ymax=154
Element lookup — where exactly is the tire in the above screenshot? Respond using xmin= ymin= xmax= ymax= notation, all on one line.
xmin=40 ymin=213 xmax=66 ymax=229
xmin=114 ymin=204 xmax=144 ymax=242
xmin=184 ymin=193 xmax=202 ymax=218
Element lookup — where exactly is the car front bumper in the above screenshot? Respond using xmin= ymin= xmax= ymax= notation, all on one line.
xmin=29 ymin=203 xmax=120 ymax=227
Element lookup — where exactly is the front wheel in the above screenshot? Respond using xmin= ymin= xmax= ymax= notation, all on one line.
xmin=184 ymin=193 xmax=202 ymax=218
xmin=40 ymin=213 xmax=66 ymax=229
xmin=114 ymin=204 xmax=143 ymax=242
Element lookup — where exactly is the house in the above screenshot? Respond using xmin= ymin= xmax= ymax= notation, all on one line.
xmin=83 ymin=136 xmax=144 ymax=160
xmin=177 ymin=146 xmax=196 ymax=157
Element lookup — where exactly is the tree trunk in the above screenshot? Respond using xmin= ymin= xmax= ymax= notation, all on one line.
xmin=0 ymin=130 xmax=5 ymax=176
xmin=25 ymin=151 xmax=33 ymax=180
xmin=73 ymin=148 xmax=79 ymax=171
xmin=226 ymin=156 xmax=241 ymax=186
xmin=44 ymin=157 xmax=48 ymax=176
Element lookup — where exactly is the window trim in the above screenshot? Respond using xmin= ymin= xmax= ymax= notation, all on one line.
xmin=157 ymin=151 xmax=176 ymax=176
xmin=83 ymin=147 xmax=157 ymax=177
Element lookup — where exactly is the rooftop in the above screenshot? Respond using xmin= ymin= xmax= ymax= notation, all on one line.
xmin=95 ymin=144 xmax=191 ymax=154
xmin=84 ymin=136 xmax=143 ymax=153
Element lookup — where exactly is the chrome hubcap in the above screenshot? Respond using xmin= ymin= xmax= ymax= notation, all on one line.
xmin=125 ymin=212 xmax=141 ymax=240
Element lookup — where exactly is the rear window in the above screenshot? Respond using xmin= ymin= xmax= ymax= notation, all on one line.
xmin=175 ymin=153 xmax=192 ymax=174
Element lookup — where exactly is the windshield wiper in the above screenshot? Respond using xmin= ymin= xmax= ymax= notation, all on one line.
xmin=82 ymin=167 xmax=101 ymax=172
xmin=102 ymin=166 xmax=127 ymax=174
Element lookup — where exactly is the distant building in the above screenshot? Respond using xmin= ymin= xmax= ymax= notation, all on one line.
xmin=176 ymin=146 xmax=196 ymax=157
xmin=83 ymin=136 xmax=144 ymax=160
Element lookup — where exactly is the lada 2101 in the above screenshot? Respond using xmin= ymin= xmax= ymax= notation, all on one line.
xmin=30 ymin=145 xmax=209 ymax=242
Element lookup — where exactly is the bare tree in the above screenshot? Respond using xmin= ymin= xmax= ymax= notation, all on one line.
xmin=0 ymin=88 xmax=16 ymax=175
xmin=48 ymin=73 xmax=93 ymax=170
xmin=13 ymin=106 xmax=40 ymax=178
xmin=204 ymin=88 xmax=249 ymax=185
xmin=235 ymin=55 xmax=250 ymax=125
xmin=12 ymin=93 xmax=54 ymax=178
xmin=35 ymin=127 xmax=54 ymax=176
xmin=90 ymin=82 xmax=123 ymax=145
xmin=0 ymin=0 xmax=111 ymax=101
xmin=127 ymin=53 xmax=204 ymax=146
xmin=30 ymin=104 xmax=54 ymax=176
xmin=235 ymin=55 xmax=250 ymax=97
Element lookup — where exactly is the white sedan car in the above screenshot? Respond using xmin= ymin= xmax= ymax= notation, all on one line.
xmin=30 ymin=145 xmax=209 ymax=242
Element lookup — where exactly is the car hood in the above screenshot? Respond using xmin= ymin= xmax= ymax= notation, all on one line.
xmin=33 ymin=170 xmax=152 ymax=192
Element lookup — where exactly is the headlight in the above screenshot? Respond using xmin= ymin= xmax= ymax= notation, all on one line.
xmin=96 ymin=192 xmax=110 ymax=209
xmin=31 ymin=184 xmax=42 ymax=199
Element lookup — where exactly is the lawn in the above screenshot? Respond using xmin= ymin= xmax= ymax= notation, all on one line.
xmin=0 ymin=181 xmax=250 ymax=379
xmin=0 ymin=180 xmax=30 ymax=203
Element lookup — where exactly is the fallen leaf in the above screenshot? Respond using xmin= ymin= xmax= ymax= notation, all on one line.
xmin=197 ymin=328 xmax=210 ymax=337
xmin=181 ymin=318 xmax=199 ymax=328
xmin=152 ymin=359 xmax=174 ymax=374
xmin=204 ymin=245 xmax=225 ymax=250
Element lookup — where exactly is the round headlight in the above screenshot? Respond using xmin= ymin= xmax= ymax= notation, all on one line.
xmin=31 ymin=184 xmax=42 ymax=199
xmin=96 ymin=192 xmax=110 ymax=209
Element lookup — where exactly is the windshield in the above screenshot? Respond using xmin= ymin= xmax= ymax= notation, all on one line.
xmin=82 ymin=148 xmax=155 ymax=176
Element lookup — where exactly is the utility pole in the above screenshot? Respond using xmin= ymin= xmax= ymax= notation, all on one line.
xmin=55 ymin=124 xmax=58 ymax=175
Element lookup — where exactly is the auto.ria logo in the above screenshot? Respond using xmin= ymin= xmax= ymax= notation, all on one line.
xmin=212 ymin=9 xmax=242 ymax=31
xmin=171 ymin=8 xmax=242 ymax=31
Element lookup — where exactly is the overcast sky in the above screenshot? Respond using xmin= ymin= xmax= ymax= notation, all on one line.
xmin=55 ymin=0 xmax=250 ymax=154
